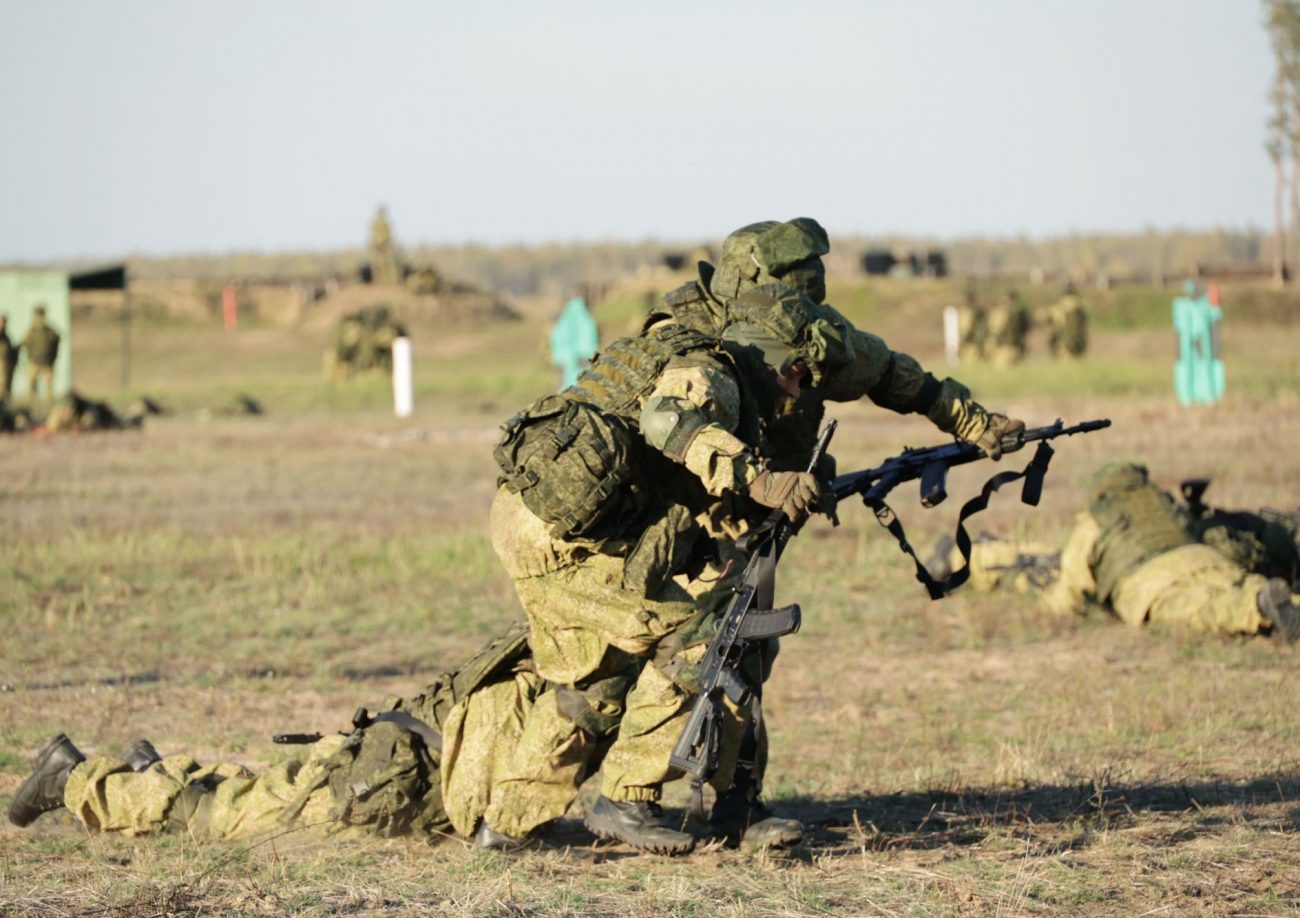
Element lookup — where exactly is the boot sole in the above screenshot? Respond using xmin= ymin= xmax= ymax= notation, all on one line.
xmin=585 ymin=821 xmax=695 ymax=856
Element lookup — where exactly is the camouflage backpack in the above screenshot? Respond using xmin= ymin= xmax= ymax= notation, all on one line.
xmin=493 ymin=394 xmax=648 ymax=542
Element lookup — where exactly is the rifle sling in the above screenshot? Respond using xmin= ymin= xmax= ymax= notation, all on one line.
xmin=870 ymin=441 xmax=1056 ymax=599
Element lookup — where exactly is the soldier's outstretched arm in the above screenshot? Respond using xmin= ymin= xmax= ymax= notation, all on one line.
xmin=811 ymin=303 xmax=1022 ymax=456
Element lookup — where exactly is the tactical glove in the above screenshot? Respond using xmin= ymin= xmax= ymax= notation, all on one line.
xmin=976 ymin=414 xmax=1027 ymax=460
xmin=747 ymin=470 xmax=821 ymax=522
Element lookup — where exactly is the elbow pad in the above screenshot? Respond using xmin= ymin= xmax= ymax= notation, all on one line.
xmin=640 ymin=395 xmax=710 ymax=462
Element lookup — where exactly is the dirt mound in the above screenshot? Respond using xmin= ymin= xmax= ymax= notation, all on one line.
xmin=300 ymin=282 xmax=519 ymax=332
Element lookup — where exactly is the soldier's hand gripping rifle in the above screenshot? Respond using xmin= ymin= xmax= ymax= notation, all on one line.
xmin=668 ymin=421 xmax=838 ymax=784
xmin=831 ymin=417 xmax=1111 ymax=598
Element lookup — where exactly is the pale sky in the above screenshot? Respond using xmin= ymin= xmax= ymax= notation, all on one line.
xmin=0 ymin=0 xmax=1274 ymax=261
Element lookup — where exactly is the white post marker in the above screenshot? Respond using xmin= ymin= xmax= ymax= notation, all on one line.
xmin=942 ymin=305 xmax=960 ymax=367
xmin=392 ymin=336 xmax=413 ymax=418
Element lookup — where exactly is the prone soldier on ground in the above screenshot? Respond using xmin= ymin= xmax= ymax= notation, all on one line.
xmin=932 ymin=462 xmax=1300 ymax=640
xmin=6 ymin=627 xmax=551 ymax=844
xmin=43 ymin=390 xmax=146 ymax=433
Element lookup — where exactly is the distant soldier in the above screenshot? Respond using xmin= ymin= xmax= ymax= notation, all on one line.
xmin=957 ymin=288 xmax=988 ymax=364
xmin=1047 ymin=284 xmax=1088 ymax=360
xmin=987 ymin=291 xmax=1031 ymax=368
xmin=43 ymin=391 xmax=143 ymax=433
xmin=934 ymin=462 xmax=1300 ymax=640
xmin=407 ymin=265 xmax=441 ymax=296
xmin=369 ymin=206 xmax=402 ymax=285
xmin=0 ymin=314 xmax=17 ymax=402
xmin=20 ymin=306 xmax=60 ymax=402
xmin=326 ymin=313 xmax=366 ymax=379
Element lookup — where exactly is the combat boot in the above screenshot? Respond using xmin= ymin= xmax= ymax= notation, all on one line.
xmin=7 ymin=734 xmax=84 ymax=827
xmin=474 ymin=820 xmax=528 ymax=850
xmin=710 ymin=773 xmax=804 ymax=850
xmin=122 ymin=738 xmax=161 ymax=772
xmin=1258 ymin=578 xmax=1300 ymax=643
xmin=585 ymin=795 xmax=695 ymax=855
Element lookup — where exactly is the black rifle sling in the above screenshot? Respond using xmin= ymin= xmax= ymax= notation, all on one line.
xmin=870 ymin=441 xmax=1056 ymax=600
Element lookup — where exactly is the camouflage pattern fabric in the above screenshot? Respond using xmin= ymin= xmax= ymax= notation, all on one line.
xmin=1048 ymin=294 xmax=1087 ymax=359
xmin=21 ymin=317 xmax=60 ymax=368
xmin=325 ymin=307 xmax=406 ymax=379
xmin=987 ymin=295 xmax=1030 ymax=368
xmin=963 ymin=468 xmax=1298 ymax=637
xmin=957 ymin=302 xmax=988 ymax=364
xmin=488 ymin=479 xmax=759 ymax=835
xmin=58 ymin=629 xmax=545 ymax=841
xmin=0 ymin=324 xmax=16 ymax=400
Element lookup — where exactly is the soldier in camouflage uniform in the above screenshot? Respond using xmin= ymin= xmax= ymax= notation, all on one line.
xmin=987 ymin=291 xmax=1031 ymax=368
xmin=369 ymin=206 xmax=402 ymax=286
xmin=485 ymin=218 xmax=1023 ymax=854
xmin=7 ymin=627 xmax=551 ymax=844
xmin=941 ymin=462 xmax=1300 ymax=639
xmin=0 ymin=315 xmax=17 ymax=403
xmin=957 ymin=287 xmax=989 ymax=365
xmin=20 ymin=306 xmax=61 ymax=402
xmin=1046 ymin=284 xmax=1088 ymax=360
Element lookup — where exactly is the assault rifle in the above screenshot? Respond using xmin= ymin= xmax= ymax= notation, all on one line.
xmin=669 ymin=417 xmax=1110 ymax=785
xmin=831 ymin=418 xmax=1111 ymax=598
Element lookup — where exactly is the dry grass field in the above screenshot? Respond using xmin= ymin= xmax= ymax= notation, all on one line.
xmin=2 ymin=280 xmax=1300 ymax=915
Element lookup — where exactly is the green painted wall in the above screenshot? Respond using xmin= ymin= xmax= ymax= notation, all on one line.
xmin=0 ymin=271 xmax=71 ymax=398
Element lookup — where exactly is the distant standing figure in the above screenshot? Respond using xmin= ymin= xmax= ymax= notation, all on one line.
xmin=1048 ymin=284 xmax=1088 ymax=360
xmin=21 ymin=306 xmax=60 ymax=402
xmin=957 ymin=288 xmax=988 ymax=364
xmin=369 ymin=206 xmax=402 ymax=285
xmin=0 ymin=315 xmax=17 ymax=402
xmin=548 ymin=296 xmax=599 ymax=389
xmin=987 ymin=292 xmax=1031 ymax=368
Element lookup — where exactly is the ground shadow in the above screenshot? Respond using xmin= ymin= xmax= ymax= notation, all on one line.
xmin=772 ymin=772 xmax=1300 ymax=853
xmin=527 ymin=772 xmax=1300 ymax=858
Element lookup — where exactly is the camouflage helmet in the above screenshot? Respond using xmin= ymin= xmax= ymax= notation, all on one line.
xmin=1087 ymin=461 xmax=1150 ymax=502
xmin=711 ymin=218 xmax=830 ymax=303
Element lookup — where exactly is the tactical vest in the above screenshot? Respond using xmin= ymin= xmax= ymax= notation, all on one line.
xmin=642 ymin=271 xmax=729 ymax=338
xmin=1090 ymin=482 xmax=1195 ymax=601
xmin=649 ymin=283 xmax=830 ymax=471
xmin=494 ymin=325 xmax=727 ymax=542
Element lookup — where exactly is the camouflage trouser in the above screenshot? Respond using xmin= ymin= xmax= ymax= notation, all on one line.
xmin=486 ymin=542 xmax=758 ymax=836
xmin=990 ymin=343 xmax=1024 ymax=369
xmin=1113 ymin=544 xmax=1273 ymax=634
xmin=59 ymin=678 xmax=543 ymax=842
xmin=968 ymin=533 xmax=1280 ymax=636
xmin=65 ymin=733 xmax=360 ymax=840
xmin=26 ymin=364 xmax=53 ymax=401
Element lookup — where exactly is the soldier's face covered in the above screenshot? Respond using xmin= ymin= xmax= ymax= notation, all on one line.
xmin=775 ymin=258 xmax=826 ymax=305
xmin=772 ymin=361 xmax=809 ymax=413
